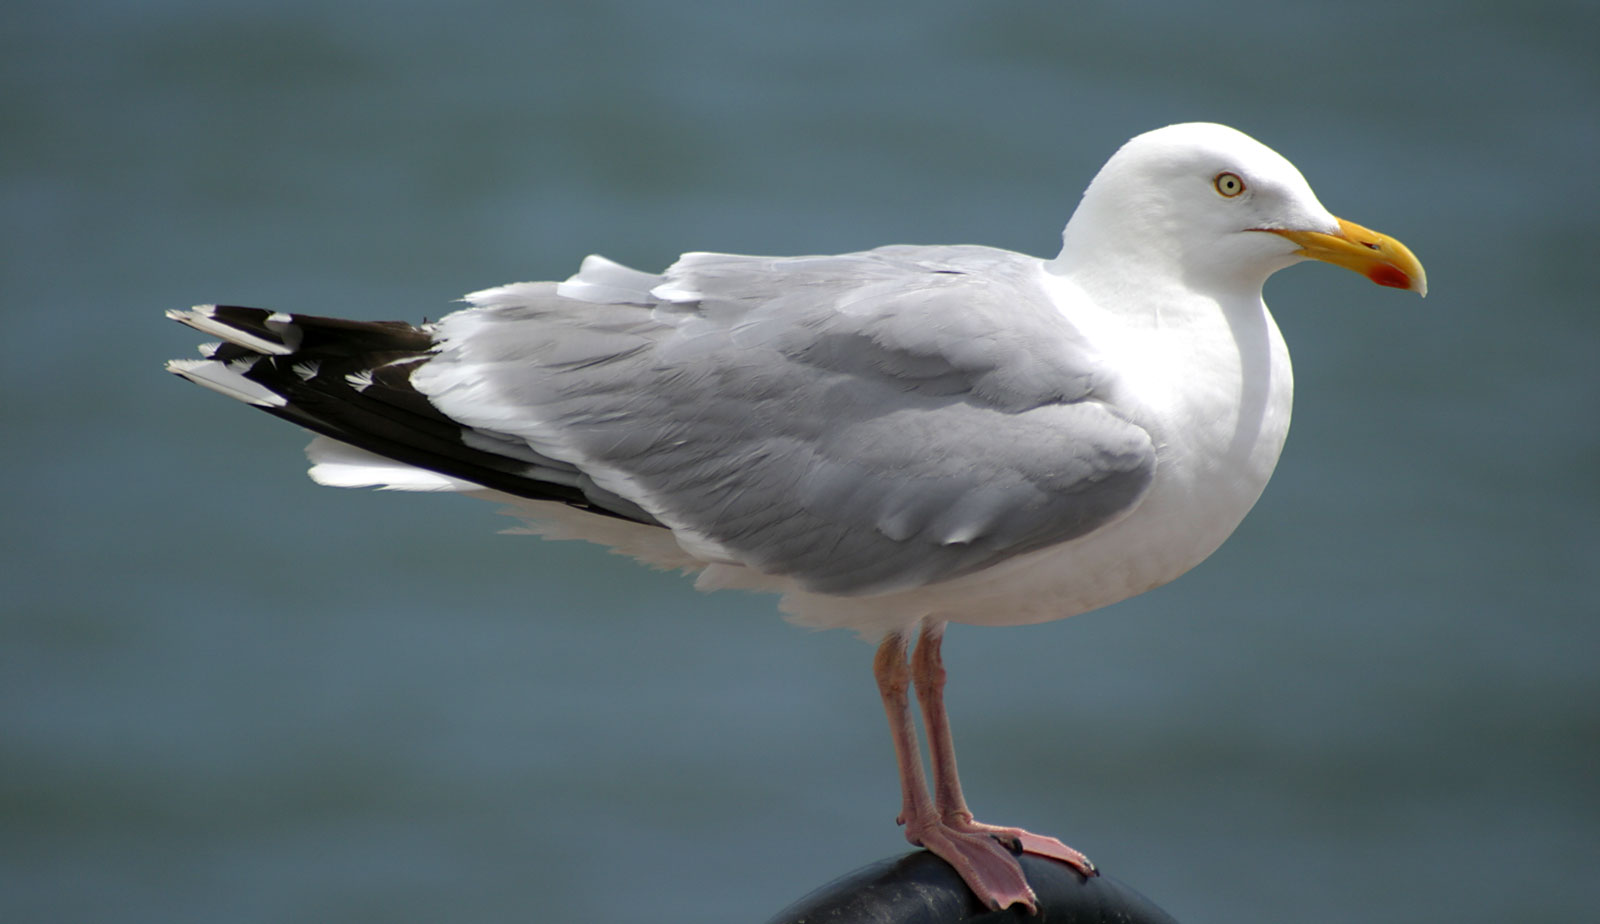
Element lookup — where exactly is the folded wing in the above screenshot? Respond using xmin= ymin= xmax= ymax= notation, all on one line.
xmin=414 ymin=246 xmax=1157 ymax=595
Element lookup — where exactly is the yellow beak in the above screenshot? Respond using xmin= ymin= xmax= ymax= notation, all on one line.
xmin=1268 ymin=217 xmax=1427 ymax=297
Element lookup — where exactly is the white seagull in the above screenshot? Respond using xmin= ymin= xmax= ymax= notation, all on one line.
xmin=167 ymin=122 xmax=1425 ymax=912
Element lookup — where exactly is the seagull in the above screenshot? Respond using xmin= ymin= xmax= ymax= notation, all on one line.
xmin=166 ymin=122 xmax=1425 ymax=912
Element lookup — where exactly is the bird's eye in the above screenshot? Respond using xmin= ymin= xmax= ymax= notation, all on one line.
xmin=1214 ymin=172 xmax=1245 ymax=197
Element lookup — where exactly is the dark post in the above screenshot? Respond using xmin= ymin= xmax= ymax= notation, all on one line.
xmin=766 ymin=850 xmax=1180 ymax=923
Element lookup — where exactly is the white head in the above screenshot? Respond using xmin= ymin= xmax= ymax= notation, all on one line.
xmin=1052 ymin=122 xmax=1425 ymax=300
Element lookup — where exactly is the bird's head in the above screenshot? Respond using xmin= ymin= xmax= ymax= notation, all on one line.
xmin=1056 ymin=122 xmax=1426 ymax=298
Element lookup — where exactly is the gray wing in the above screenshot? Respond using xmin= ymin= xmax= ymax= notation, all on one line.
xmin=414 ymin=246 xmax=1156 ymax=596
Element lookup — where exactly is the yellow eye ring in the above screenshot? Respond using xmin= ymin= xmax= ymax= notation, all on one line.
xmin=1214 ymin=172 xmax=1245 ymax=197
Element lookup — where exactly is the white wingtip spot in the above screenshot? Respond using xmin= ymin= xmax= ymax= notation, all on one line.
xmin=165 ymin=358 xmax=287 ymax=407
xmin=166 ymin=305 xmax=294 ymax=356
xmin=166 ymin=305 xmax=215 ymax=322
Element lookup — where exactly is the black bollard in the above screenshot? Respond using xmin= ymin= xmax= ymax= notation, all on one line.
xmin=766 ymin=850 xmax=1179 ymax=923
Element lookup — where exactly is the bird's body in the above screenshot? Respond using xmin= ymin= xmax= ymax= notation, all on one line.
xmin=167 ymin=123 xmax=1425 ymax=912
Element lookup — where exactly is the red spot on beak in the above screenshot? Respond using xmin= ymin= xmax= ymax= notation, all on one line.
xmin=1367 ymin=264 xmax=1412 ymax=290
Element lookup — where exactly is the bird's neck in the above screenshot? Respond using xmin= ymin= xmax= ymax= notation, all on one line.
xmin=1036 ymin=254 xmax=1292 ymax=500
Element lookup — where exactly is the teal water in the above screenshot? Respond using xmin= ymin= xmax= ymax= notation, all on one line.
xmin=4 ymin=2 xmax=1597 ymax=921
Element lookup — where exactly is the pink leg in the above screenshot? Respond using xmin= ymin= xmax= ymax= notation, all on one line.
xmin=873 ymin=631 xmax=934 ymax=831
xmin=874 ymin=629 xmax=1048 ymax=912
xmin=911 ymin=622 xmax=1097 ymax=878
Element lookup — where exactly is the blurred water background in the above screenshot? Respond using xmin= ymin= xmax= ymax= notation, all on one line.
xmin=4 ymin=2 xmax=1597 ymax=921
